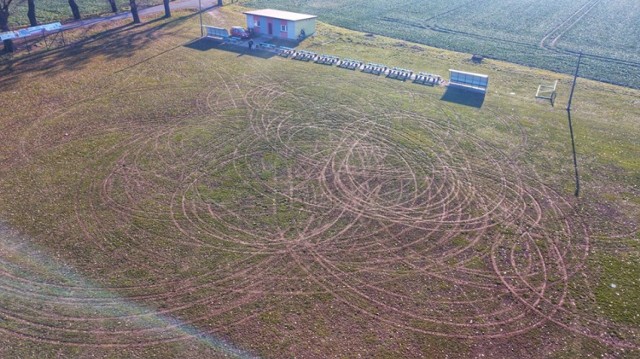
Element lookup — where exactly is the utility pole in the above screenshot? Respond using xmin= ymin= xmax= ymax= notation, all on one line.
xmin=566 ymin=52 xmax=582 ymax=197
xmin=199 ymin=0 xmax=203 ymax=37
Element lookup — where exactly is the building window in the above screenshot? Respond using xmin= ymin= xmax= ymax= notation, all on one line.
xmin=281 ymin=24 xmax=287 ymax=32
xmin=255 ymin=20 xmax=260 ymax=27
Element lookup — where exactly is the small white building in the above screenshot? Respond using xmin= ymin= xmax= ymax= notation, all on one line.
xmin=244 ymin=9 xmax=317 ymax=40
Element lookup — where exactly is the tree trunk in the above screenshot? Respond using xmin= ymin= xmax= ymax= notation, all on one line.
xmin=107 ymin=0 xmax=117 ymax=13
xmin=27 ymin=0 xmax=37 ymax=26
xmin=68 ymin=0 xmax=81 ymax=20
xmin=0 ymin=9 xmax=13 ymax=52
xmin=129 ymin=0 xmax=140 ymax=23
xmin=163 ymin=0 xmax=170 ymax=18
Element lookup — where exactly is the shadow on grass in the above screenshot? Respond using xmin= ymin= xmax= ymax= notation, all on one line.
xmin=0 ymin=11 xmax=201 ymax=88
xmin=259 ymin=37 xmax=301 ymax=48
xmin=440 ymin=87 xmax=485 ymax=108
xmin=184 ymin=38 xmax=277 ymax=59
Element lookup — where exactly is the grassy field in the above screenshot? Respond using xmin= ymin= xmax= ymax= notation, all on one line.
xmin=8 ymin=0 xmax=164 ymax=27
xmin=554 ymin=0 xmax=640 ymax=62
xmin=0 ymin=5 xmax=639 ymax=358
xmin=241 ymin=0 xmax=640 ymax=89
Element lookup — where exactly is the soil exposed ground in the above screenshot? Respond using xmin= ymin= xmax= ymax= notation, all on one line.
xmin=0 ymin=9 xmax=639 ymax=358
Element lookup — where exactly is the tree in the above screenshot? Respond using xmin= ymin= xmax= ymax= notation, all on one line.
xmin=163 ymin=0 xmax=170 ymax=18
xmin=129 ymin=0 xmax=140 ymax=23
xmin=0 ymin=0 xmax=14 ymax=52
xmin=106 ymin=0 xmax=117 ymax=13
xmin=68 ymin=0 xmax=80 ymax=20
xmin=27 ymin=0 xmax=37 ymax=26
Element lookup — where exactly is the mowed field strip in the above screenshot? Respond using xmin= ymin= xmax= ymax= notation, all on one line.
xmin=0 ymin=7 xmax=639 ymax=358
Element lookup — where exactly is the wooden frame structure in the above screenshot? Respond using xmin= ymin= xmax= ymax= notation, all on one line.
xmin=535 ymin=80 xmax=558 ymax=106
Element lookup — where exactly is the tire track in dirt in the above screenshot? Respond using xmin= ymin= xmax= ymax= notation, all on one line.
xmin=539 ymin=0 xmax=602 ymax=50
xmin=1 ymin=65 xmax=637 ymax=350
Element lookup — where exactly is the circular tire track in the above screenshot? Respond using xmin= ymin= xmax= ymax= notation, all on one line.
xmin=0 ymin=66 xmax=638 ymax=351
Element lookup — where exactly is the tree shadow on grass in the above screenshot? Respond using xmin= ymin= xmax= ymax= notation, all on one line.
xmin=440 ymin=87 xmax=486 ymax=108
xmin=184 ymin=37 xmax=277 ymax=59
xmin=0 ymin=11 xmax=201 ymax=88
